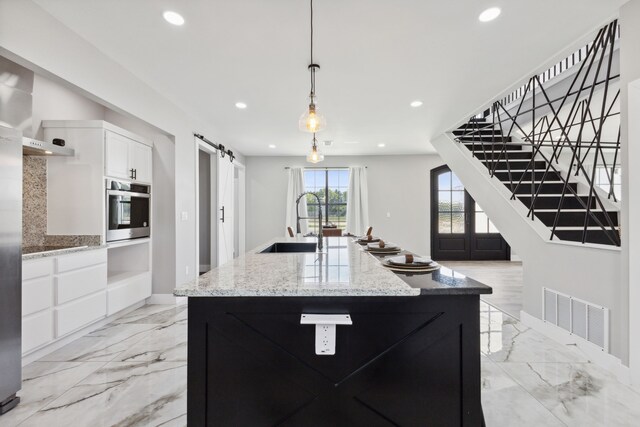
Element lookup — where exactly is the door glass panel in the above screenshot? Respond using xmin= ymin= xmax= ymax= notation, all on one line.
xmin=475 ymin=203 xmax=499 ymax=234
xmin=475 ymin=212 xmax=488 ymax=233
xmin=451 ymin=212 xmax=465 ymax=233
xmin=439 ymin=212 xmax=452 ymax=233
xmin=438 ymin=191 xmax=451 ymax=211
xmin=439 ymin=172 xmax=451 ymax=190
xmin=451 ymin=191 xmax=465 ymax=211
xmin=451 ymin=174 xmax=464 ymax=190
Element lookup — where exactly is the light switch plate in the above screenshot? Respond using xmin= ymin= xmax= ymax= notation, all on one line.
xmin=181 ymin=211 xmax=188 ymax=221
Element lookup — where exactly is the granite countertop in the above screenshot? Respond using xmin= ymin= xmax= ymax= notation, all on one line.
xmin=174 ymin=236 xmax=492 ymax=297
xmin=22 ymin=244 xmax=107 ymax=261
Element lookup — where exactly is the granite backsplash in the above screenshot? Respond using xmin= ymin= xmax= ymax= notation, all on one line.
xmin=23 ymin=155 xmax=101 ymax=247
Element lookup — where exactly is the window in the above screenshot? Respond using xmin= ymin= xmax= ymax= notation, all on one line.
xmin=438 ymin=171 xmax=465 ymax=234
xmin=594 ymin=166 xmax=621 ymax=201
xmin=475 ymin=204 xmax=499 ymax=234
xmin=304 ymin=169 xmax=348 ymax=234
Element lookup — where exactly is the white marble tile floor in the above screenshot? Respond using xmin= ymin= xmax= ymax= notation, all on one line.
xmin=2 ymin=302 xmax=638 ymax=426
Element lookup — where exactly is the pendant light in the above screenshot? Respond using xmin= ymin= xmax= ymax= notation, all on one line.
xmin=306 ymin=133 xmax=325 ymax=163
xmin=299 ymin=0 xmax=327 ymax=133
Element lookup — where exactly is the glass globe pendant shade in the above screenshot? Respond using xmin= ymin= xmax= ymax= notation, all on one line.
xmin=299 ymin=102 xmax=327 ymax=133
xmin=306 ymin=142 xmax=324 ymax=164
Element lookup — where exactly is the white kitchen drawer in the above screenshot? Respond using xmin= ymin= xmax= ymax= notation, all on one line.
xmin=55 ymin=264 xmax=107 ymax=305
xmin=107 ymin=272 xmax=151 ymax=316
xmin=56 ymin=249 xmax=107 ymax=273
xmin=23 ymin=276 xmax=53 ymax=316
xmin=55 ymin=291 xmax=107 ymax=338
xmin=23 ymin=258 xmax=53 ymax=280
xmin=23 ymin=310 xmax=53 ymax=354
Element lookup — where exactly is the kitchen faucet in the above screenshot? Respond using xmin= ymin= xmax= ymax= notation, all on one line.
xmin=295 ymin=192 xmax=323 ymax=251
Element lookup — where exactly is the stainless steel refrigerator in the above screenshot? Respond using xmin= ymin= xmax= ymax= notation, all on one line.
xmin=0 ymin=125 xmax=22 ymax=414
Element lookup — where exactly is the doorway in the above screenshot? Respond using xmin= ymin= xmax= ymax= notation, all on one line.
xmin=198 ymin=148 xmax=218 ymax=274
xmin=430 ymin=165 xmax=510 ymax=261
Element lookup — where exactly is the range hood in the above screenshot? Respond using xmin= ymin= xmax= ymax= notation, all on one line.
xmin=0 ymin=55 xmax=75 ymax=157
xmin=22 ymin=137 xmax=74 ymax=156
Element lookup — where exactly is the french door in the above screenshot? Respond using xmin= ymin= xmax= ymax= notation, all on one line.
xmin=430 ymin=165 xmax=510 ymax=261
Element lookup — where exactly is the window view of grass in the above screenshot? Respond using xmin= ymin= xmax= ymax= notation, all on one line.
xmin=304 ymin=169 xmax=348 ymax=234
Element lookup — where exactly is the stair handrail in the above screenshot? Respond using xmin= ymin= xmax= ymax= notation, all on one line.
xmin=453 ymin=20 xmax=621 ymax=246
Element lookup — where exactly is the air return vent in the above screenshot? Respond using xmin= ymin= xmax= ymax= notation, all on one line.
xmin=542 ymin=288 xmax=609 ymax=351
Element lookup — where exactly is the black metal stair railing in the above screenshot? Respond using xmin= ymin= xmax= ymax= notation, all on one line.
xmin=453 ymin=20 xmax=621 ymax=246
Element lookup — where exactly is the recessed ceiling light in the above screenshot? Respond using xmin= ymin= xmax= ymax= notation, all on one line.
xmin=235 ymin=102 xmax=247 ymax=109
xmin=163 ymin=11 xmax=185 ymax=26
xmin=410 ymin=100 xmax=423 ymax=108
xmin=479 ymin=7 xmax=501 ymax=22
xmin=268 ymin=144 xmax=276 ymax=149
xmin=377 ymin=143 xmax=386 ymax=148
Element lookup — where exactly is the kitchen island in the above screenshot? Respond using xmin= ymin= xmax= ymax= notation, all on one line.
xmin=175 ymin=237 xmax=491 ymax=426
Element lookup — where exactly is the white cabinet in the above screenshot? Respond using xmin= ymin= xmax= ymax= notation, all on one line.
xmin=43 ymin=120 xmax=154 ymax=237
xmin=55 ymin=292 xmax=107 ymax=338
xmin=129 ymin=141 xmax=152 ymax=183
xmin=23 ymin=311 xmax=53 ymax=354
xmin=107 ymin=241 xmax=152 ymax=316
xmin=107 ymin=272 xmax=152 ymax=316
xmin=105 ymin=130 xmax=152 ymax=183
xmin=105 ymin=131 xmax=131 ymax=180
xmin=21 ymin=249 xmax=112 ymax=355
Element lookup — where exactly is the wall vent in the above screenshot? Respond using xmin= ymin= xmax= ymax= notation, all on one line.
xmin=542 ymin=288 xmax=609 ymax=352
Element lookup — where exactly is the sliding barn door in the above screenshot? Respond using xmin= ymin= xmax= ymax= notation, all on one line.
xmin=218 ymin=156 xmax=234 ymax=266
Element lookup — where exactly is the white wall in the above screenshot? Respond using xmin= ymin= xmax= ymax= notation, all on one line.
xmin=0 ymin=0 xmax=244 ymax=292
xmin=32 ymin=74 xmax=106 ymax=139
xmin=620 ymin=0 xmax=640 ymax=380
xmin=245 ymin=154 xmax=445 ymax=255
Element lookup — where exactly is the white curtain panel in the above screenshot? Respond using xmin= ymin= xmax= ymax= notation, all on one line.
xmin=346 ymin=167 xmax=370 ymax=236
xmin=285 ymin=168 xmax=308 ymax=235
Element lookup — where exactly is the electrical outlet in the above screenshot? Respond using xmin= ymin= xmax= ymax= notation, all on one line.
xmin=315 ymin=324 xmax=336 ymax=355
xmin=185 ymin=265 xmax=189 ymax=276
xmin=181 ymin=211 xmax=188 ymax=221
xmin=386 ymin=211 xmax=391 ymax=218
xmin=300 ymin=314 xmax=352 ymax=356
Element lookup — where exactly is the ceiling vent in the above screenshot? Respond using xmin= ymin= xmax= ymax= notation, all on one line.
xmin=323 ymin=140 xmax=332 ymax=147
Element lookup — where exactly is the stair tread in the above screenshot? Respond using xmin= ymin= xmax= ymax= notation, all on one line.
xmin=553 ymin=226 xmax=619 ymax=230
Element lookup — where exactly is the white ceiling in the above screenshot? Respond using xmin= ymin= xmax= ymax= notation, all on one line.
xmin=34 ymin=0 xmax=625 ymax=156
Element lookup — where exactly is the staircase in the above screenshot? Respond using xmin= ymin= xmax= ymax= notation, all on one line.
xmin=453 ymin=118 xmax=620 ymax=246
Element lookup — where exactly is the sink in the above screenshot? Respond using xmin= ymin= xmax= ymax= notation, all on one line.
xmin=260 ymin=242 xmax=317 ymax=253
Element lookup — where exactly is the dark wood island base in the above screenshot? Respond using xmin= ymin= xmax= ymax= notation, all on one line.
xmin=187 ymin=294 xmax=485 ymax=426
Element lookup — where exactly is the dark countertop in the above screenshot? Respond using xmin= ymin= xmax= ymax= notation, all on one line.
xmin=367 ymin=250 xmax=493 ymax=295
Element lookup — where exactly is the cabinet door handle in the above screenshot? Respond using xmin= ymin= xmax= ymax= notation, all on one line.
xmin=130 ymin=168 xmax=135 ymax=179
xmin=220 ymin=206 xmax=225 ymax=223
xmin=133 ymin=169 xmax=137 ymax=180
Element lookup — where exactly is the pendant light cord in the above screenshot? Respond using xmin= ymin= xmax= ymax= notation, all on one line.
xmin=310 ymin=0 xmax=315 ymax=100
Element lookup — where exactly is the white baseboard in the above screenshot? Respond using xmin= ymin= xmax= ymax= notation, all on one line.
xmin=22 ymin=301 xmax=145 ymax=366
xmin=520 ymin=310 xmax=635 ymax=388
xmin=146 ymin=293 xmax=187 ymax=306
